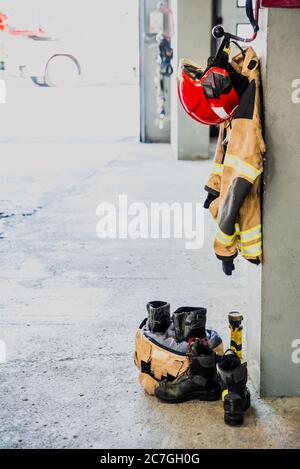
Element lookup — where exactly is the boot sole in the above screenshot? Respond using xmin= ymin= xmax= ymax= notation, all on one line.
xmin=155 ymin=387 xmax=221 ymax=404
xmin=224 ymin=413 xmax=244 ymax=426
xmin=224 ymin=392 xmax=251 ymax=426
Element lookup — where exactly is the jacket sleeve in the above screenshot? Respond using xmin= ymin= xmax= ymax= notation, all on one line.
xmin=214 ymin=79 xmax=265 ymax=263
xmin=204 ymin=124 xmax=225 ymax=218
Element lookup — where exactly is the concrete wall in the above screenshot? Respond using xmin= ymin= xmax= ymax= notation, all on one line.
xmin=170 ymin=0 xmax=212 ymax=160
xmin=261 ymin=7 xmax=300 ymax=397
xmin=246 ymin=7 xmax=268 ymax=393
xmin=247 ymin=7 xmax=300 ymax=396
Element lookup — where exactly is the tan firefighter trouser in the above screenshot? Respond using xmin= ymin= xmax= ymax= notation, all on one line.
xmin=134 ymin=328 xmax=224 ymax=395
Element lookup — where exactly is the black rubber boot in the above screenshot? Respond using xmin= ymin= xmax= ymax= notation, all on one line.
xmin=147 ymin=301 xmax=171 ymax=333
xmin=173 ymin=307 xmax=207 ymax=342
xmin=155 ymin=339 xmax=220 ymax=403
xmin=217 ymin=350 xmax=251 ymax=426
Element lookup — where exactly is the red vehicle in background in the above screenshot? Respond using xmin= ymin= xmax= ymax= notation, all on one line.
xmin=0 ymin=10 xmax=47 ymax=38
xmin=0 ymin=7 xmax=81 ymax=86
xmin=0 ymin=4 xmax=138 ymax=87
xmin=0 ymin=13 xmax=8 ymax=31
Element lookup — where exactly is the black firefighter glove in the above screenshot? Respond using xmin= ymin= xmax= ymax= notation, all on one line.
xmin=204 ymin=190 xmax=219 ymax=209
xmin=222 ymin=259 xmax=235 ymax=276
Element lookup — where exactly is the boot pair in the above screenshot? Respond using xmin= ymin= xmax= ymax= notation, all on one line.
xmin=147 ymin=301 xmax=207 ymax=341
xmin=155 ymin=340 xmax=250 ymax=426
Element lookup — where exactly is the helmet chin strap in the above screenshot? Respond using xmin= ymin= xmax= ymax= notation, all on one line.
xmin=202 ymin=36 xmax=231 ymax=76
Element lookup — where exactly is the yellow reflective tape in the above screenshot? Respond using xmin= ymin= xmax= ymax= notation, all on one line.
xmin=239 ymin=233 xmax=262 ymax=244
xmin=216 ymin=228 xmax=236 ymax=247
xmin=240 ymin=242 xmax=262 ymax=257
xmin=224 ymin=154 xmax=262 ymax=181
xmin=237 ymin=224 xmax=262 ymax=236
xmin=241 ymin=241 xmax=262 ymax=249
xmin=216 ymin=236 xmax=235 ymax=247
xmin=227 ymin=154 xmax=262 ymax=175
xmin=239 ymin=171 xmax=257 ymax=181
xmin=243 ymin=251 xmax=262 ymax=258
xmin=212 ymin=163 xmax=224 ymax=176
xmin=225 ymin=164 xmax=257 ymax=182
xmin=238 ymin=243 xmax=257 ymax=252
xmin=237 ymin=225 xmax=262 ymax=244
xmin=217 ymin=228 xmax=236 ymax=240
xmin=222 ymin=389 xmax=229 ymax=401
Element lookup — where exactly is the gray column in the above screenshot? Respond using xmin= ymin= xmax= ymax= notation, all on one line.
xmin=247 ymin=7 xmax=300 ymax=397
xmin=246 ymin=7 xmax=268 ymax=394
xmin=170 ymin=0 xmax=212 ymax=160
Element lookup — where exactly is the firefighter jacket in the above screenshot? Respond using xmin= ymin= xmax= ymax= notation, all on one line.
xmin=204 ymin=47 xmax=266 ymax=275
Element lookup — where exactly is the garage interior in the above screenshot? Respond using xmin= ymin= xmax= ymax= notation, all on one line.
xmin=0 ymin=0 xmax=300 ymax=449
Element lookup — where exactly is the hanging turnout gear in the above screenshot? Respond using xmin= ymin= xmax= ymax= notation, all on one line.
xmin=154 ymin=34 xmax=173 ymax=129
xmin=154 ymin=3 xmax=174 ymax=130
xmin=204 ymin=47 xmax=265 ymax=275
xmin=155 ymin=338 xmax=221 ymax=403
xmin=158 ymin=35 xmax=173 ymax=77
xmin=176 ymin=0 xmax=264 ymax=274
xmin=217 ymin=350 xmax=250 ymax=426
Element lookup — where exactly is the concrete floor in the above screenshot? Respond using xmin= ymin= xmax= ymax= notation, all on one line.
xmin=1 ymin=138 xmax=300 ymax=449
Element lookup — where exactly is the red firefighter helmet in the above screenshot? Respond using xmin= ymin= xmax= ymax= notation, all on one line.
xmin=178 ymin=59 xmax=240 ymax=125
